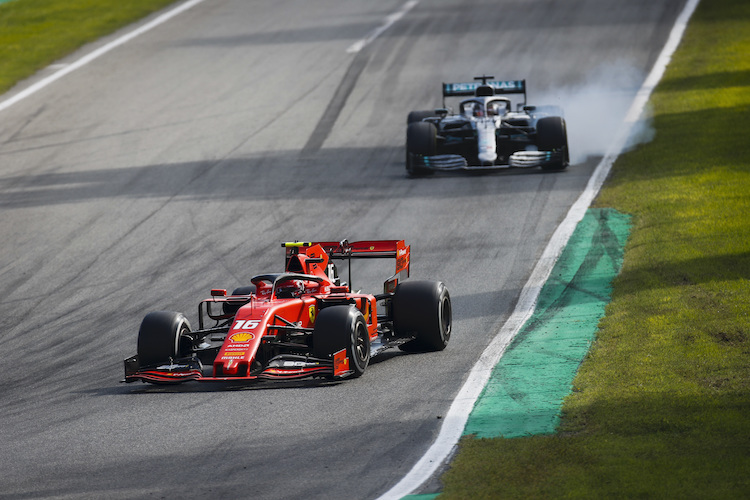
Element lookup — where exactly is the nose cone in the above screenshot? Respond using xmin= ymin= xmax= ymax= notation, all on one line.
xmin=221 ymin=360 xmax=241 ymax=375
xmin=476 ymin=120 xmax=497 ymax=163
xmin=478 ymin=150 xmax=497 ymax=163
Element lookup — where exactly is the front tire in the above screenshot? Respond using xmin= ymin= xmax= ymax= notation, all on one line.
xmin=137 ymin=311 xmax=192 ymax=367
xmin=536 ymin=116 xmax=569 ymax=171
xmin=313 ymin=305 xmax=370 ymax=378
xmin=393 ymin=281 xmax=452 ymax=352
xmin=406 ymin=121 xmax=437 ymax=177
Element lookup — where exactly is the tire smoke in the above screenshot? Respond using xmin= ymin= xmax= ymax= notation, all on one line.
xmin=538 ymin=63 xmax=655 ymax=164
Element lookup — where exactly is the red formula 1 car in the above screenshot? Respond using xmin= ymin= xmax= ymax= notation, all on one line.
xmin=123 ymin=240 xmax=451 ymax=384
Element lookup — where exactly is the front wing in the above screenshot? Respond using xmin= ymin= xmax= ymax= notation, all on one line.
xmin=123 ymin=353 xmax=354 ymax=384
xmin=414 ymin=150 xmax=566 ymax=171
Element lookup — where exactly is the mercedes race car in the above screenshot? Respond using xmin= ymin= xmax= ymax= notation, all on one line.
xmin=123 ymin=240 xmax=451 ymax=384
xmin=406 ymin=76 xmax=569 ymax=175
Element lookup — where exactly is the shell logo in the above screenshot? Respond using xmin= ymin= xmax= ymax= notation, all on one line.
xmin=230 ymin=332 xmax=255 ymax=342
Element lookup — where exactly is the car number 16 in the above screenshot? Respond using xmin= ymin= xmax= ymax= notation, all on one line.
xmin=233 ymin=319 xmax=260 ymax=330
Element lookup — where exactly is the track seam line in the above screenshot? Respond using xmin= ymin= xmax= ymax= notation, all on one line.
xmin=347 ymin=0 xmax=419 ymax=54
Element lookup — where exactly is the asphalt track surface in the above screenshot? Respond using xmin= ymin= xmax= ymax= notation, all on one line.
xmin=0 ymin=1 xmax=686 ymax=498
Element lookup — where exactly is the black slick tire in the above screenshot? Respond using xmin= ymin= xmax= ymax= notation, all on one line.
xmin=393 ymin=281 xmax=452 ymax=352
xmin=536 ymin=116 xmax=570 ymax=171
xmin=137 ymin=311 xmax=192 ymax=367
xmin=407 ymin=110 xmax=435 ymax=124
xmin=313 ymin=305 xmax=370 ymax=378
xmin=223 ymin=285 xmax=257 ymax=316
xmin=406 ymin=121 xmax=437 ymax=177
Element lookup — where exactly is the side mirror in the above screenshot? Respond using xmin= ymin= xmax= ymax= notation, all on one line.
xmin=434 ymin=108 xmax=449 ymax=118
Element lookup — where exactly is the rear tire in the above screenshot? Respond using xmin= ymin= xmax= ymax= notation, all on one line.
xmin=223 ymin=285 xmax=257 ymax=315
xmin=407 ymin=110 xmax=435 ymax=124
xmin=313 ymin=305 xmax=370 ymax=378
xmin=536 ymin=116 xmax=569 ymax=171
xmin=137 ymin=311 xmax=192 ymax=367
xmin=406 ymin=121 xmax=437 ymax=177
xmin=393 ymin=281 xmax=452 ymax=352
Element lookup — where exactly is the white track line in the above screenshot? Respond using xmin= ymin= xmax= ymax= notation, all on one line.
xmin=375 ymin=0 xmax=701 ymax=498
xmin=0 ymin=0 xmax=207 ymax=114
xmin=0 ymin=0 xmax=700 ymax=494
xmin=347 ymin=0 xmax=419 ymax=54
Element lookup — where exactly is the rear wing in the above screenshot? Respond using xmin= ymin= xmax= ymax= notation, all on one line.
xmin=282 ymin=240 xmax=410 ymax=293
xmin=442 ymin=78 xmax=526 ymax=106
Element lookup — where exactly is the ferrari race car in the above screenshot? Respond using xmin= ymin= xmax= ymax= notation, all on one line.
xmin=405 ymin=76 xmax=569 ymax=175
xmin=123 ymin=240 xmax=451 ymax=384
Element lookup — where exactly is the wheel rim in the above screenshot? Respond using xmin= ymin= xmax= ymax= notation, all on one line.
xmin=177 ymin=324 xmax=191 ymax=357
xmin=355 ymin=324 xmax=368 ymax=361
xmin=440 ymin=295 xmax=452 ymax=343
xmin=351 ymin=320 xmax=370 ymax=371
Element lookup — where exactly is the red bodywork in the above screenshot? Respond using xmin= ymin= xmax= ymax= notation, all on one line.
xmin=124 ymin=240 xmax=410 ymax=384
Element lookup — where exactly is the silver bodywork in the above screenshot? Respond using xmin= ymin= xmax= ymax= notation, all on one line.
xmin=406 ymin=78 xmax=568 ymax=173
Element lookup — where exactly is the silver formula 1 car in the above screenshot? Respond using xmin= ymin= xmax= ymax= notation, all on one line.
xmin=405 ymin=76 xmax=569 ymax=175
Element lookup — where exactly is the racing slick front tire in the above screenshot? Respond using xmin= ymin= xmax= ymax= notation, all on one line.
xmin=313 ymin=305 xmax=370 ymax=378
xmin=536 ymin=116 xmax=570 ymax=171
xmin=406 ymin=121 xmax=437 ymax=177
xmin=393 ymin=281 xmax=452 ymax=352
xmin=137 ymin=311 xmax=192 ymax=367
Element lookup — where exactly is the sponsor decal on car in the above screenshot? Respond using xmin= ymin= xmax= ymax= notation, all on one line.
xmin=309 ymin=305 xmax=316 ymax=324
xmin=333 ymin=349 xmax=349 ymax=377
xmin=396 ymin=247 xmax=409 ymax=273
xmin=222 ymin=351 xmax=245 ymax=359
xmin=229 ymin=332 xmax=255 ymax=342
xmin=155 ymin=363 xmax=192 ymax=371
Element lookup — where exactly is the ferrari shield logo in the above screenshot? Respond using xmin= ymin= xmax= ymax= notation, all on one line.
xmin=308 ymin=305 xmax=316 ymax=324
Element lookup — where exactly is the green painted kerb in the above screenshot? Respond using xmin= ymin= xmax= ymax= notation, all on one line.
xmin=464 ymin=208 xmax=631 ymax=438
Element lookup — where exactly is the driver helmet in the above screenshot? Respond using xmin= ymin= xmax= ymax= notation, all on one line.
xmin=473 ymin=102 xmax=484 ymax=117
xmin=276 ymin=279 xmax=304 ymax=298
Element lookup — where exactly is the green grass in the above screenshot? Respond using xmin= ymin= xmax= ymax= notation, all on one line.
xmin=0 ymin=0 xmax=178 ymax=95
xmin=2 ymin=0 xmax=748 ymax=497
xmin=441 ymin=0 xmax=750 ymax=497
